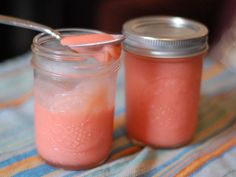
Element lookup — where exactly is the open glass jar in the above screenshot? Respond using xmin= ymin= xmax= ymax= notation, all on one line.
xmin=31 ymin=29 xmax=122 ymax=169
xmin=123 ymin=16 xmax=208 ymax=148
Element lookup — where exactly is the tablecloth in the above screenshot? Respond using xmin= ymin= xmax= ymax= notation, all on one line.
xmin=1 ymin=53 xmax=236 ymax=177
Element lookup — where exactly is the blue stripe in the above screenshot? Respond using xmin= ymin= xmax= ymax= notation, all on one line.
xmin=0 ymin=149 xmax=36 ymax=168
xmin=113 ymin=126 xmax=126 ymax=139
xmin=0 ymin=126 xmax=32 ymax=139
xmin=63 ymin=171 xmax=83 ymax=177
xmin=202 ymin=70 xmax=236 ymax=95
xmin=110 ymin=143 xmax=133 ymax=156
xmin=190 ymin=145 xmax=236 ymax=177
xmin=0 ymin=129 xmax=33 ymax=147
xmin=115 ymin=106 xmax=125 ymax=116
xmin=202 ymin=58 xmax=213 ymax=69
xmin=0 ymin=110 xmax=7 ymax=114
xmin=12 ymin=164 xmax=56 ymax=177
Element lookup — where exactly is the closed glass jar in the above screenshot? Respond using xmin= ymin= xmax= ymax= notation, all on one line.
xmin=123 ymin=16 xmax=208 ymax=148
xmin=31 ymin=29 xmax=122 ymax=169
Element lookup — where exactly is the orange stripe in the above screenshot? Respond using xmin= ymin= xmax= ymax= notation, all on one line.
xmin=114 ymin=114 xmax=125 ymax=130
xmin=0 ymin=156 xmax=43 ymax=177
xmin=110 ymin=146 xmax=142 ymax=161
xmin=0 ymin=91 xmax=33 ymax=109
xmin=202 ymin=62 xmax=225 ymax=81
xmin=175 ymin=136 xmax=236 ymax=177
xmin=43 ymin=169 xmax=67 ymax=177
xmin=194 ymin=112 xmax=233 ymax=142
xmin=112 ymin=136 xmax=130 ymax=150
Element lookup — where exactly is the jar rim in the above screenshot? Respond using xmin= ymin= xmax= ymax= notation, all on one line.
xmin=31 ymin=28 xmax=121 ymax=78
xmin=32 ymin=28 xmax=122 ymax=61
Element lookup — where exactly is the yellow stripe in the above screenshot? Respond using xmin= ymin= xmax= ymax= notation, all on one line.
xmin=112 ymin=136 xmax=130 ymax=150
xmin=114 ymin=115 xmax=125 ymax=130
xmin=0 ymin=156 xmax=43 ymax=177
xmin=111 ymin=116 xmax=142 ymax=161
xmin=0 ymin=91 xmax=33 ymax=109
xmin=110 ymin=146 xmax=142 ymax=161
xmin=43 ymin=169 xmax=66 ymax=177
xmin=199 ymin=94 xmax=225 ymax=116
xmin=175 ymin=136 xmax=236 ymax=177
xmin=194 ymin=112 xmax=233 ymax=142
xmin=202 ymin=62 xmax=225 ymax=81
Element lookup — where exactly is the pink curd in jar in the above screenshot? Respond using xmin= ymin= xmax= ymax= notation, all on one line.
xmin=124 ymin=52 xmax=204 ymax=148
xmin=34 ymin=75 xmax=116 ymax=169
xmin=32 ymin=31 xmax=121 ymax=169
xmin=122 ymin=16 xmax=208 ymax=148
xmin=35 ymin=102 xmax=114 ymax=169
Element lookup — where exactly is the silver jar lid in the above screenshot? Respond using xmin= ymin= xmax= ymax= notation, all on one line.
xmin=122 ymin=16 xmax=208 ymax=58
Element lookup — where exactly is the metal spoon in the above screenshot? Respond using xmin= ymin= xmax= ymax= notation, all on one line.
xmin=0 ymin=14 xmax=125 ymax=48
xmin=0 ymin=14 xmax=62 ymax=40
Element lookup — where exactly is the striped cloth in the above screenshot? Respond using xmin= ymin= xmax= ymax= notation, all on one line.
xmin=1 ymin=54 xmax=236 ymax=177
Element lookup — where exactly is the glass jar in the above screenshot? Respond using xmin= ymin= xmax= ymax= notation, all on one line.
xmin=122 ymin=16 xmax=208 ymax=148
xmin=31 ymin=29 xmax=122 ymax=169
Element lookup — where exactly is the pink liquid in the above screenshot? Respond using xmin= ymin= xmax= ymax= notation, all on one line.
xmin=34 ymin=75 xmax=116 ymax=169
xmin=35 ymin=103 xmax=113 ymax=169
xmin=125 ymin=52 xmax=203 ymax=147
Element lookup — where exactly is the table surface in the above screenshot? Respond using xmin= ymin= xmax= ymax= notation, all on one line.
xmin=1 ymin=54 xmax=236 ymax=177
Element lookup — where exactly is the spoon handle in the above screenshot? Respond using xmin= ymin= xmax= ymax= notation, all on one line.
xmin=0 ymin=14 xmax=61 ymax=39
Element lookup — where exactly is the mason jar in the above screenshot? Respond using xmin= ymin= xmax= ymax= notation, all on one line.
xmin=122 ymin=16 xmax=208 ymax=148
xmin=31 ymin=29 xmax=122 ymax=169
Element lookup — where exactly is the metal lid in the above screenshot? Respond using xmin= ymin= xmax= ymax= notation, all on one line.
xmin=122 ymin=16 xmax=208 ymax=58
